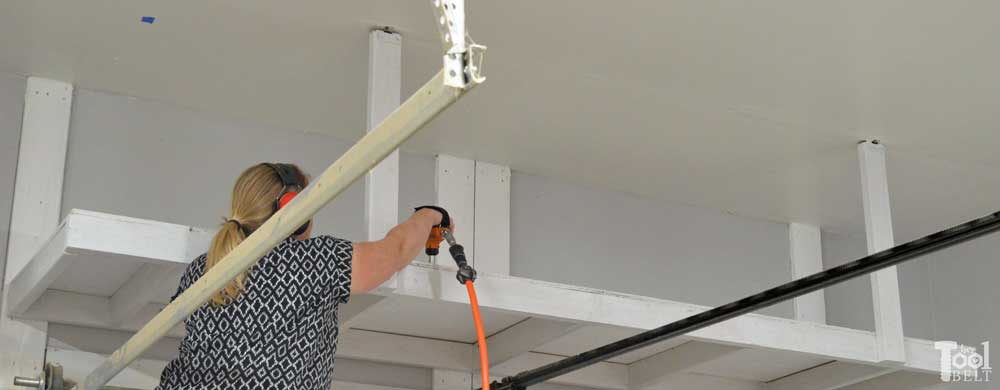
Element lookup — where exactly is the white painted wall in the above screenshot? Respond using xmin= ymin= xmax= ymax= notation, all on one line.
xmin=822 ymin=230 xmax=874 ymax=332
xmin=911 ymin=234 xmax=1000 ymax=390
xmin=510 ymin=172 xmax=795 ymax=318
xmin=60 ymin=88 xmax=434 ymax=241
xmin=823 ymin=231 xmax=940 ymax=341
xmin=0 ymin=72 xmax=25 ymax=307
xmin=823 ymin=213 xmax=998 ymax=388
xmin=59 ymin=83 xmax=800 ymax=318
xmin=914 ymin=233 xmax=1000 ymax=343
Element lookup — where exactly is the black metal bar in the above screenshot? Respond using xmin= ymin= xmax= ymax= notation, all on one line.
xmin=488 ymin=211 xmax=1000 ymax=390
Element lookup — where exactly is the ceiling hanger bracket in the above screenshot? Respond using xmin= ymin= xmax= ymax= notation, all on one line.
xmin=432 ymin=0 xmax=486 ymax=88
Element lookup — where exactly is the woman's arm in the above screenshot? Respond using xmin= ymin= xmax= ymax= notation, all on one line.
xmin=350 ymin=208 xmax=444 ymax=293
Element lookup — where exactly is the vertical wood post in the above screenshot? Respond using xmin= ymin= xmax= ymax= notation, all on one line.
xmin=858 ymin=140 xmax=906 ymax=364
xmin=789 ymin=222 xmax=826 ymax=324
xmin=2 ymin=77 xmax=73 ymax=388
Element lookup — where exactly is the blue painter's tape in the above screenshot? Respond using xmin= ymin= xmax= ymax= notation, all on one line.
xmin=141 ymin=16 xmax=155 ymax=24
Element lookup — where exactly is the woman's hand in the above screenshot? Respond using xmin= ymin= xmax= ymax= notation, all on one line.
xmin=350 ymin=206 xmax=452 ymax=294
xmin=415 ymin=207 xmax=445 ymax=226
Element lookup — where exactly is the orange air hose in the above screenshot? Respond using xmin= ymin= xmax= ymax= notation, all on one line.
xmin=465 ymin=280 xmax=490 ymax=390
xmin=420 ymin=212 xmax=487 ymax=389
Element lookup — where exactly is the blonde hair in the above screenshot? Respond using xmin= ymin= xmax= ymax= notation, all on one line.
xmin=207 ymin=163 xmax=307 ymax=305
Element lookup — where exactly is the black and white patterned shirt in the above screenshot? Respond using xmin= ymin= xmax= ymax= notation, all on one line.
xmin=157 ymin=235 xmax=353 ymax=390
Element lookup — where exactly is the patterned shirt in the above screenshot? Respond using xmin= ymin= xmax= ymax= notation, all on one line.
xmin=157 ymin=235 xmax=353 ymax=390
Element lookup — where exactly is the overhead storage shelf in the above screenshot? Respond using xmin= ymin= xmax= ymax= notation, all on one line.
xmin=7 ymin=209 xmax=943 ymax=389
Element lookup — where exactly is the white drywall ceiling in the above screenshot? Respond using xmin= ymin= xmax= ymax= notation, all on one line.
xmin=534 ymin=325 xmax=689 ymax=364
xmin=691 ymin=349 xmax=830 ymax=382
xmin=2 ymin=0 xmax=999 ymax=238
xmin=345 ymin=296 xmax=526 ymax=344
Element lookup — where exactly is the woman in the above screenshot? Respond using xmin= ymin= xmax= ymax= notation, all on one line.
xmin=156 ymin=162 xmax=448 ymax=390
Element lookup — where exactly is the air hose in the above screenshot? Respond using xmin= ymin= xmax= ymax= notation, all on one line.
xmin=416 ymin=206 xmax=489 ymax=390
xmin=466 ymin=280 xmax=490 ymax=390
xmin=444 ymin=230 xmax=489 ymax=390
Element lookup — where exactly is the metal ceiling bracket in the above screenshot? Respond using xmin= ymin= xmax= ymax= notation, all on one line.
xmin=432 ymin=0 xmax=486 ymax=88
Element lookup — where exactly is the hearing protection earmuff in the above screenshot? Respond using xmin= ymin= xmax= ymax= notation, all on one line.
xmin=265 ymin=163 xmax=310 ymax=236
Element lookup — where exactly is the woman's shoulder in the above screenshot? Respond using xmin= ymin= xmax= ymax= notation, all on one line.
xmin=171 ymin=254 xmax=207 ymax=301
xmin=267 ymin=235 xmax=353 ymax=263
xmin=287 ymin=235 xmax=352 ymax=257
xmin=183 ymin=254 xmax=207 ymax=279
xmin=278 ymin=234 xmax=348 ymax=248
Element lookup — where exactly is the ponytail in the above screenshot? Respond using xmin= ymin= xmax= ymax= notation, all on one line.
xmin=203 ymin=163 xmax=307 ymax=306
xmin=206 ymin=220 xmax=249 ymax=305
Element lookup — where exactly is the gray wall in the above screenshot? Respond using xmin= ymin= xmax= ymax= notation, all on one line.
xmin=0 ymin=72 xmax=25 ymax=303
xmin=822 ymin=231 xmax=874 ymax=331
xmin=824 ymin=231 xmax=1000 ymax=389
xmin=62 ymin=84 xmax=799 ymax=319
xmin=61 ymin=88 xmax=435 ymax=242
xmin=510 ymin=172 xmax=795 ymax=318
xmin=823 ymin=217 xmax=999 ymax=389
xmin=822 ymin=231 xmax=938 ymax=339
xmin=914 ymin=234 xmax=1000 ymax=390
xmin=915 ymin=233 xmax=1000 ymax=346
